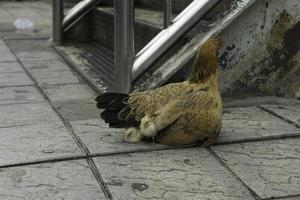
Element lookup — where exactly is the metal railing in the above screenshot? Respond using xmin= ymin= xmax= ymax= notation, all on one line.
xmin=115 ymin=0 xmax=219 ymax=92
xmin=52 ymin=0 xmax=64 ymax=43
xmin=52 ymin=0 xmax=100 ymax=43
xmin=53 ymin=0 xmax=220 ymax=93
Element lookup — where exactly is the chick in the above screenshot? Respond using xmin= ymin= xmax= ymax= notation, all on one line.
xmin=140 ymin=114 xmax=158 ymax=141
xmin=123 ymin=127 xmax=142 ymax=143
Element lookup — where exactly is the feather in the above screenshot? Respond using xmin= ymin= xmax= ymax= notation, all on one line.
xmin=95 ymin=93 xmax=128 ymax=109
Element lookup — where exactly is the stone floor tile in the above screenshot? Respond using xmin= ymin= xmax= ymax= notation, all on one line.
xmin=0 ymin=124 xmax=82 ymax=166
xmin=223 ymin=96 xmax=300 ymax=108
xmin=0 ymin=72 xmax=33 ymax=87
xmin=15 ymin=51 xmax=60 ymax=62
xmin=0 ymin=41 xmax=16 ymax=62
xmin=0 ymin=62 xmax=24 ymax=74
xmin=53 ymin=99 xmax=99 ymax=121
xmin=215 ymin=106 xmax=300 ymax=144
xmin=0 ymin=102 xmax=62 ymax=128
xmin=0 ymin=86 xmax=44 ymax=105
xmin=261 ymin=104 xmax=300 ymax=127
xmin=30 ymin=69 xmax=80 ymax=86
xmin=0 ymin=53 xmax=17 ymax=62
xmin=0 ymin=41 xmax=12 ymax=53
xmin=6 ymin=39 xmax=54 ymax=54
xmin=212 ymin=138 xmax=300 ymax=199
xmin=22 ymin=60 xmax=72 ymax=71
xmin=0 ymin=160 xmax=106 ymax=200
xmin=274 ymin=197 xmax=300 ymax=200
xmin=0 ymin=8 xmax=13 ymax=24
xmin=70 ymin=119 xmax=165 ymax=154
xmin=22 ymin=60 xmax=81 ymax=86
xmin=42 ymin=83 xmax=96 ymax=102
xmin=94 ymin=148 xmax=255 ymax=200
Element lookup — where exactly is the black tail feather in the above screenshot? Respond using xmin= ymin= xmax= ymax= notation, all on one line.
xmin=96 ymin=92 xmax=137 ymax=128
xmin=101 ymin=109 xmax=123 ymax=124
xmin=95 ymin=93 xmax=128 ymax=109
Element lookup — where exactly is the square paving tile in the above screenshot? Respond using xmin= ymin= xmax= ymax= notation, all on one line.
xmin=22 ymin=60 xmax=72 ymax=71
xmin=15 ymin=51 xmax=60 ymax=62
xmin=0 ymin=42 xmax=17 ymax=62
xmin=0 ymin=52 xmax=17 ymax=62
xmin=53 ymin=100 xmax=100 ymax=121
xmin=0 ymin=124 xmax=82 ymax=166
xmin=29 ymin=69 xmax=80 ymax=86
xmin=0 ymin=9 xmax=13 ymax=24
xmin=93 ymin=148 xmax=255 ymax=200
xmin=42 ymin=83 xmax=96 ymax=102
xmin=260 ymin=104 xmax=300 ymax=127
xmin=0 ymin=62 xmax=24 ymax=74
xmin=70 ymin=119 xmax=165 ymax=154
xmin=0 ymin=40 xmax=12 ymax=53
xmin=0 ymin=102 xmax=63 ymax=128
xmin=215 ymin=106 xmax=300 ymax=144
xmin=22 ymin=60 xmax=80 ymax=86
xmin=0 ymin=86 xmax=45 ymax=105
xmin=0 ymin=72 xmax=33 ymax=87
xmin=275 ymin=197 xmax=300 ymax=200
xmin=0 ymin=160 xmax=106 ymax=200
xmin=6 ymin=39 xmax=54 ymax=54
xmin=212 ymin=138 xmax=300 ymax=199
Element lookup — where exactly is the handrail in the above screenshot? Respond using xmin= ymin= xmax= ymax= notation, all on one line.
xmin=131 ymin=0 xmax=220 ymax=81
xmin=53 ymin=0 xmax=221 ymax=92
xmin=52 ymin=0 xmax=100 ymax=43
xmin=63 ymin=0 xmax=100 ymax=30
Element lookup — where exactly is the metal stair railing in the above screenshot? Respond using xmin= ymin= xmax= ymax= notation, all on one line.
xmin=52 ymin=0 xmax=100 ymax=43
xmin=115 ymin=0 xmax=220 ymax=93
xmin=52 ymin=0 xmax=220 ymax=93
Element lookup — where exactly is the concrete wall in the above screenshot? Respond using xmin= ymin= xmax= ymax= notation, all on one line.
xmin=219 ymin=0 xmax=300 ymax=98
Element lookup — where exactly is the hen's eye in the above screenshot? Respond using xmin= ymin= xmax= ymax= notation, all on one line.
xmin=145 ymin=121 xmax=151 ymax=126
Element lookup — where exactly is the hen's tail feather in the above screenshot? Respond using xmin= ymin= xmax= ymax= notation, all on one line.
xmin=101 ymin=109 xmax=124 ymax=124
xmin=96 ymin=92 xmax=137 ymax=128
xmin=95 ymin=93 xmax=128 ymax=109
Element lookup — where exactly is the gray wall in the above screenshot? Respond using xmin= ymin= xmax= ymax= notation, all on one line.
xmin=219 ymin=0 xmax=300 ymax=98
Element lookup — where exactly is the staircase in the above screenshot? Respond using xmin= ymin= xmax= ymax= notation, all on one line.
xmin=55 ymin=0 xmax=248 ymax=91
xmin=54 ymin=0 xmax=300 ymax=99
xmin=56 ymin=0 xmax=168 ymax=91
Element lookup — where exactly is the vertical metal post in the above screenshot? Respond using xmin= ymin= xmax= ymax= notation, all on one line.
xmin=163 ymin=0 xmax=172 ymax=28
xmin=114 ymin=0 xmax=135 ymax=93
xmin=53 ymin=0 xmax=64 ymax=43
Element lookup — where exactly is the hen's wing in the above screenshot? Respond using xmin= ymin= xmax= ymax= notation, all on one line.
xmin=156 ymin=88 xmax=221 ymax=146
xmin=119 ymin=81 xmax=192 ymax=122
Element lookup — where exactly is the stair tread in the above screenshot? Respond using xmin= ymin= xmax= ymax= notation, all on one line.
xmin=56 ymin=41 xmax=115 ymax=91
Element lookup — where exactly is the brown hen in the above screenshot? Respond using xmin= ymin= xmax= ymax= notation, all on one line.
xmin=96 ymin=37 xmax=223 ymax=146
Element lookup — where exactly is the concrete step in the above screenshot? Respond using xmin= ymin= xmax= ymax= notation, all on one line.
xmin=55 ymin=41 xmax=114 ymax=91
xmin=92 ymin=6 xmax=163 ymax=52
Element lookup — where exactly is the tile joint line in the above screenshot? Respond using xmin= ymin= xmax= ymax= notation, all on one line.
xmin=206 ymin=147 xmax=261 ymax=200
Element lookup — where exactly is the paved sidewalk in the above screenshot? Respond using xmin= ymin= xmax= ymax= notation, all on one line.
xmin=1 ymin=2 xmax=300 ymax=200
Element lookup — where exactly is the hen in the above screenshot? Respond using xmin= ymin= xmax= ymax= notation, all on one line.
xmin=96 ymin=37 xmax=223 ymax=146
